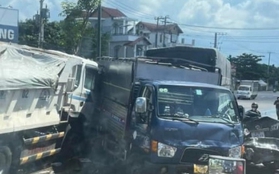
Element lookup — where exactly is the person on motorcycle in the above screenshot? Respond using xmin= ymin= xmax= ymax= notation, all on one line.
xmin=246 ymin=102 xmax=261 ymax=117
xmin=274 ymin=97 xmax=279 ymax=119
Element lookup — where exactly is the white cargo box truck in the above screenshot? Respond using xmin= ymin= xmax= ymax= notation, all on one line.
xmin=0 ymin=42 xmax=98 ymax=173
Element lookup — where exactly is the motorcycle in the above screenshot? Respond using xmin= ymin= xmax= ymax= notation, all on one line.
xmin=242 ymin=110 xmax=261 ymax=126
xmin=242 ymin=113 xmax=279 ymax=169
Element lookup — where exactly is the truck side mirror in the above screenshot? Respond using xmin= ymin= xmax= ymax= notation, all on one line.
xmin=135 ymin=97 xmax=147 ymax=114
xmin=238 ymin=105 xmax=245 ymax=121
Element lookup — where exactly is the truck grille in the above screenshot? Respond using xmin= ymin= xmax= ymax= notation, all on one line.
xmin=180 ymin=148 xmax=220 ymax=165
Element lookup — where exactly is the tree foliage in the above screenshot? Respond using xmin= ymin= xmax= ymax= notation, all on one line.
xmin=18 ymin=0 xmax=109 ymax=60
xmin=19 ymin=19 xmax=65 ymax=50
xmin=228 ymin=53 xmax=264 ymax=80
xmin=228 ymin=53 xmax=279 ymax=85
xmin=59 ymin=0 xmax=100 ymax=54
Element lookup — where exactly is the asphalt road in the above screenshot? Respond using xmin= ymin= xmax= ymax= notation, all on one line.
xmin=237 ymin=91 xmax=278 ymax=119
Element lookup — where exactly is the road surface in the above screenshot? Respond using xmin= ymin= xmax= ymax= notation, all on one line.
xmin=237 ymin=91 xmax=278 ymax=119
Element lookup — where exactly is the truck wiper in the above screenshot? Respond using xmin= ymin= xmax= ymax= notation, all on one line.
xmin=172 ymin=117 xmax=199 ymax=124
xmin=161 ymin=115 xmax=199 ymax=124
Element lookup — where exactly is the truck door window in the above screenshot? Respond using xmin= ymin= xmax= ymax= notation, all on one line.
xmin=72 ymin=65 xmax=82 ymax=89
xmin=84 ymin=67 xmax=96 ymax=90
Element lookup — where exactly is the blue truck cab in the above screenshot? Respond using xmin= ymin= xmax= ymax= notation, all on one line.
xmin=93 ymin=57 xmax=244 ymax=174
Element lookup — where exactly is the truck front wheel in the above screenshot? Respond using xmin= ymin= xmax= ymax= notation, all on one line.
xmin=125 ymin=153 xmax=148 ymax=174
xmin=0 ymin=146 xmax=12 ymax=174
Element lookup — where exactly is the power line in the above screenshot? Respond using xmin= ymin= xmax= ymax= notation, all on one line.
xmin=105 ymin=1 xmax=279 ymax=31
xmin=105 ymin=0 xmax=153 ymax=20
xmin=177 ymin=23 xmax=279 ymax=31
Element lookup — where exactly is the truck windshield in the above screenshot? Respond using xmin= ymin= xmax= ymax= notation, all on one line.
xmin=157 ymin=85 xmax=239 ymax=123
xmin=238 ymin=86 xmax=249 ymax=91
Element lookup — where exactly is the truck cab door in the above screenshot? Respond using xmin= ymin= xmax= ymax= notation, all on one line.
xmin=131 ymin=85 xmax=154 ymax=152
xmin=80 ymin=65 xmax=98 ymax=121
xmin=68 ymin=64 xmax=83 ymax=118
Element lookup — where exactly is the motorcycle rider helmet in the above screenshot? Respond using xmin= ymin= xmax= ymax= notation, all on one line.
xmin=251 ymin=102 xmax=258 ymax=109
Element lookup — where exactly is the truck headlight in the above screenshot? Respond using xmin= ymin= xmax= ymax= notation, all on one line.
xmin=158 ymin=142 xmax=177 ymax=158
xmin=229 ymin=146 xmax=242 ymax=158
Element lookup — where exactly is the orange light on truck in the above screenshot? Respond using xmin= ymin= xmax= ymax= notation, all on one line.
xmin=151 ymin=140 xmax=158 ymax=152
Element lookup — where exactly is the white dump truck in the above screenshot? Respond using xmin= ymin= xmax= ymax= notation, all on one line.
xmin=0 ymin=42 xmax=98 ymax=173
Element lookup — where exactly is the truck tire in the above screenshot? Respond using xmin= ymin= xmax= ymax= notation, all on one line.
xmin=0 ymin=146 xmax=12 ymax=174
xmin=125 ymin=154 xmax=145 ymax=174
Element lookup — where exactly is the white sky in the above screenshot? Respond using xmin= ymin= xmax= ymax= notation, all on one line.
xmin=2 ymin=0 xmax=279 ymax=65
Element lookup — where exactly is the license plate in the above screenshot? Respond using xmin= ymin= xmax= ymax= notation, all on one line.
xmin=251 ymin=131 xmax=265 ymax=138
xmin=193 ymin=164 xmax=208 ymax=174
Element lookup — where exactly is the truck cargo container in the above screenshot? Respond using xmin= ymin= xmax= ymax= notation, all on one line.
xmin=145 ymin=46 xmax=232 ymax=90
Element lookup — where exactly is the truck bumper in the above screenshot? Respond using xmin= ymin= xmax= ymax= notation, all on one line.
xmin=144 ymin=161 xmax=208 ymax=174
xmin=237 ymin=95 xmax=250 ymax=99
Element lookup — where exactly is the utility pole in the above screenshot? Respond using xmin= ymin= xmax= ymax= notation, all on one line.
xmin=38 ymin=0 xmax=44 ymax=48
xmin=97 ymin=0 xmax=102 ymax=58
xmin=35 ymin=0 xmax=49 ymax=48
xmin=154 ymin=16 xmax=163 ymax=48
xmin=267 ymin=52 xmax=271 ymax=76
xmin=212 ymin=32 xmax=226 ymax=49
xmin=267 ymin=52 xmax=272 ymax=89
xmin=214 ymin=33 xmax=217 ymax=48
xmin=162 ymin=15 xmax=169 ymax=47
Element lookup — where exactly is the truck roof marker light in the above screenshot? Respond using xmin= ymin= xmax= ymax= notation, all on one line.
xmin=151 ymin=140 xmax=158 ymax=152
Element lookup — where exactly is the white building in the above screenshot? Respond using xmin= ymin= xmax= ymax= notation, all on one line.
xmin=128 ymin=21 xmax=185 ymax=48
xmin=78 ymin=6 xmax=151 ymax=58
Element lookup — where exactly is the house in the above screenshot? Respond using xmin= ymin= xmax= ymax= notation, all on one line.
xmin=128 ymin=21 xmax=184 ymax=48
xmin=77 ymin=6 xmax=151 ymax=58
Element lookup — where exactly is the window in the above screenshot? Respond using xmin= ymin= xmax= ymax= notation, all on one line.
xmin=160 ymin=34 xmax=162 ymax=43
xmin=238 ymin=86 xmax=249 ymax=91
xmin=157 ymin=85 xmax=238 ymax=123
xmin=84 ymin=67 xmax=96 ymax=90
xmin=72 ymin=65 xmax=82 ymax=89
xmin=143 ymin=86 xmax=152 ymax=103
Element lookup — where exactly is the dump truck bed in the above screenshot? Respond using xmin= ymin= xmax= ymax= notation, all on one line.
xmin=0 ymin=42 xmax=78 ymax=134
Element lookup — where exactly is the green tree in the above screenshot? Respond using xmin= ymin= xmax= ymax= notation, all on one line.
xmin=60 ymin=0 xmax=100 ymax=55
xmin=18 ymin=19 xmax=39 ymax=47
xmin=228 ymin=53 xmax=265 ymax=80
xmin=18 ymin=19 xmax=65 ymax=51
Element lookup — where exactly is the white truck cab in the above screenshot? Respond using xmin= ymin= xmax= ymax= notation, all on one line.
xmin=68 ymin=59 xmax=98 ymax=119
xmin=236 ymin=85 xmax=257 ymax=99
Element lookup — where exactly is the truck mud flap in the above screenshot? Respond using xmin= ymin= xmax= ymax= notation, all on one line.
xmin=23 ymin=132 xmax=65 ymax=145
xmin=20 ymin=148 xmax=61 ymax=165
